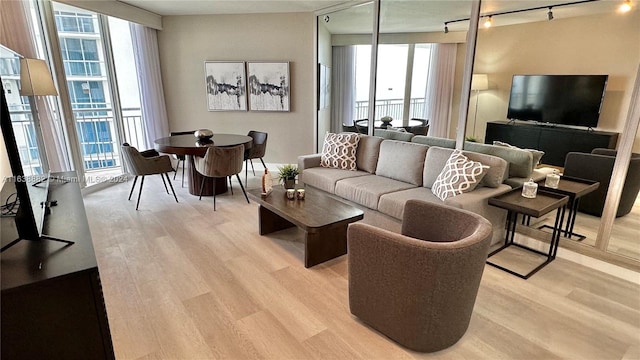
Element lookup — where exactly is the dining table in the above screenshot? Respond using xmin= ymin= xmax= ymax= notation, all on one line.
xmin=154 ymin=133 xmax=253 ymax=196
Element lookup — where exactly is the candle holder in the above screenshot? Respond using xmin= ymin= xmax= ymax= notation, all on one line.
xmin=296 ymin=189 xmax=305 ymax=200
xmin=286 ymin=189 xmax=296 ymax=200
xmin=545 ymin=171 xmax=560 ymax=189
xmin=522 ymin=178 xmax=538 ymax=199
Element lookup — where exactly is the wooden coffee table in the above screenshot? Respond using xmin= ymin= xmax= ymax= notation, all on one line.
xmin=248 ymin=187 xmax=364 ymax=268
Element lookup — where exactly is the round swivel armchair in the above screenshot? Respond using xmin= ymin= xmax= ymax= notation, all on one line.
xmin=347 ymin=200 xmax=492 ymax=352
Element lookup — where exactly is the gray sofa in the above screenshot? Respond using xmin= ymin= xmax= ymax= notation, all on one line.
xmin=299 ymin=135 xmax=512 ymax=246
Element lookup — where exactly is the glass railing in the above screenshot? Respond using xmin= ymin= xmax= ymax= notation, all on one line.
xmin=354 ymin=97 xmax=426 ymax=122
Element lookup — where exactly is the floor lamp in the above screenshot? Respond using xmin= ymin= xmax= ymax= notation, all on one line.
xmin=471 ymin=74 xmax=488 ymax=139
xmin=19 ymin=58 xmax=58 ymax=174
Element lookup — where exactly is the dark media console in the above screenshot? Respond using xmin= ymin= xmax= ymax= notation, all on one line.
xmin=485 ymin=121 xmax=618 ymax=167
xmin=1 ymin=171 xmax=115 ymax=360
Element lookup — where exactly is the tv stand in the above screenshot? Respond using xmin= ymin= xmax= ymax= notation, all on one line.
xmin=485 ymin=121 xmax=618 ymax=166
xmin=1 ymin=171 xmax=115 ymax=359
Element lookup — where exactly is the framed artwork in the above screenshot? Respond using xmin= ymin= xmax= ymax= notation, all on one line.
xmin=318 ymin=64 xmax=331 ymax=110
xmin=247 ymin=62 xmax=290 ymax=112
xmin=204 ymin=61 xmax=247 ymax=111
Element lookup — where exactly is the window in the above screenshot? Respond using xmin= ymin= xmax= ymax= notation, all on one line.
xmin=354 ymin=43 xmax=432 ymax=125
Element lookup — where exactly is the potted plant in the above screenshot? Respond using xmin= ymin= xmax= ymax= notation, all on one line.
xmin=277 ymin=164 xmax=299 ymax=189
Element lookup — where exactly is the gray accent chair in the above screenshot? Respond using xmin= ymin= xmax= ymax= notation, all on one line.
xmin=563 ymin=148 xmax=640 ymax=217
xmin=194 ymin=144 xmax=250 ymax=211
xmin=244 ymin=130 xmax=268 ymax=184
xmin=347 ymin=200 xmax=493 ymax=352
xmin=121 ymin=143 xmax=178 ymax=210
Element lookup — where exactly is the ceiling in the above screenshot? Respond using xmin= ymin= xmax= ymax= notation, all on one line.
xmin=118 ymin=0 xmax=633 ymax=33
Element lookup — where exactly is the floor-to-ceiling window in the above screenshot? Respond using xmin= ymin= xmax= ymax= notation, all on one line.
xmin=49 ymin=2 xmax=144 ymax=184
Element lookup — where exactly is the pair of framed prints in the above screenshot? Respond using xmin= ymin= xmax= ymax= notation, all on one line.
xmin=204 ymin=61 xmax=290 ymax=112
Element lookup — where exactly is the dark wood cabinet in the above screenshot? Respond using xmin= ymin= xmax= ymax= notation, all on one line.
xmin=1 ymin=172 xmax=114 ymax=360
xmin=485 ymin=121 xmax=618 ymax=166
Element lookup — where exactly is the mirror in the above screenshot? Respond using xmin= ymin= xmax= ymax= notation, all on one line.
xmin=316 ymin=2 xmax=373 ymax=149
xmin=608 ymin=123 xmax=640 ymax=260
xmin=471 ymin=3 xmax=639 ymax=252
xmin=374 ymin=0 xmax=472 ymax=138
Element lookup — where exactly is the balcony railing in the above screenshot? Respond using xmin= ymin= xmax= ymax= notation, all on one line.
xmin=74 ymin=107 xmax=145 ymax=172
xmin=354 ymin=97 xmax=426 ymax=122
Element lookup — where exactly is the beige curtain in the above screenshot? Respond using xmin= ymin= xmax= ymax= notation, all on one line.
xmin=0 ymin=0 xmax=70 ymax=172
xmin=424 ymin=43 xmax=457 ymax=138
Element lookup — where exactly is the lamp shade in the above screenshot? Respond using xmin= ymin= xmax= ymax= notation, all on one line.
xmin=19 ymin=58 xmax=58 ymax=96
xmin=471 ymin=74 xmax=489 ymax=91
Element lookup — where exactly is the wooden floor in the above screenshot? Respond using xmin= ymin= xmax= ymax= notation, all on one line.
xmin=83 ymin=173 xmax=640 ymax=360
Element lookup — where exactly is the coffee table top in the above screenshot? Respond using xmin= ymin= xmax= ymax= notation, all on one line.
xmin=248 ymin=187 xmax=364 ymax=231
xmin=489 ymin=189 xmax=569 ymax=218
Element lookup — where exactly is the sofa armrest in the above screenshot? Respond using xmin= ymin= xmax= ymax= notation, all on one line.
xmin=444 ymin=185 xmax=511 ymax=246
xmin=298 ymin=154 xmax=322 ymax=185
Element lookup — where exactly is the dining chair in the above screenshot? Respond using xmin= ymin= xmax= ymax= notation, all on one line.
xmin=121 ymin=143 xmax=178 ymax=210
xmin=194 ymin=144 xmax=250 ymax=211
xmin=170 ymin=130 xmax=195 ymax=187
xmin=244 ymin=130 xmax=268 ymax=184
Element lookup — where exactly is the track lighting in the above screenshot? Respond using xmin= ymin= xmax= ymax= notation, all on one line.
xmin=483 ymin=16 xmax=492 ymax=28
xmin=547 ymin=7 xmax=554 ymax=20
xmin=619 ymin=0 xmax=632 ymax=13
xmin=444 ymin=22 xmax=449 ymax=33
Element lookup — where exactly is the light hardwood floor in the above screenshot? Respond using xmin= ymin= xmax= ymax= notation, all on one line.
xmin=83 ymin=174 xmax=640 ymax=359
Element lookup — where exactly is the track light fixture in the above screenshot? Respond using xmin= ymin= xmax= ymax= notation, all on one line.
xmin=483 ymin=16 xmax=493 ymax=28
xmin=443 ymin=0 xmax=606 ymax=33
xmin=619 ymin=0 xmax=632 ymax=12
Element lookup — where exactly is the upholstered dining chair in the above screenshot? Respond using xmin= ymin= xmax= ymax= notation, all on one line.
xmin=244 ymin=130 xmax=268 ymax=183
xmin=347 ymin=200 xmax=492 ymax=353
xmin=170 ymin=130 xmax=195 ymax=187
xmin=121 ymin=143 xmax=178 ymax=210
xmin=194 ymin=144 xmax=250 ymax=211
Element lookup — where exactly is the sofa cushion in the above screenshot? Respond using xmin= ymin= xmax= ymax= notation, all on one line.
xmin=423 ymin=147 xmax=507 ymax=189
xmin=411 ymin=135 xmax=456 ymax=148
xmin=302 ymin=167 xmax=370 ymax=194
xmin=431 ymin=150 xmax=489 ymax=201
xmin=492 ymin=141 xmax=544 ymax=174
xmin=373 ymin=129 xmax=415 ymax=142
xmin=356 ymin=135 xmax=384 ymax=173
xmin=464 ymin=141 xmax=534 ymax=179
xmin=378 ymin=187 xmax=443 ymax=220
xmin=320 ymin=132 xmax=360 ymax=170
xmin=375 ymin=140 xmax=429 ymax=186
xmin=335 ymin=175 xmax=416 ymax=210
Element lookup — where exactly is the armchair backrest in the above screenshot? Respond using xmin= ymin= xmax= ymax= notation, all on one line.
xmin=564 ymin=150 xmax=640 ymax=217
xmin=247 ymin=131 xmax=268 ymax=159
xmin=121 ymin=144 xmax=164 ymax=176
xmin=196 ymin=145 xmax=244 ymax=178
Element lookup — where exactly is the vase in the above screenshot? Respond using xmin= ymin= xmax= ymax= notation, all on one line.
xmin=283 ymin=178 xmax=296 ymax=189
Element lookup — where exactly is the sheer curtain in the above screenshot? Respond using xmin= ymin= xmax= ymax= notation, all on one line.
xmin=423 ymin=43 xmax=457 ymax=138
xmin=129 ymin=23 xmax=169 ymax=149
xmin=0 ymin=0 xmax=70 ymax=172
xmin=331 ymin=46 xmax=355 ymax=132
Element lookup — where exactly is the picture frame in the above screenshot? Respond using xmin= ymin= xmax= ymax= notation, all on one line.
xmin=247 ymin=62 xmax=290 ymax=112
xmin=204 ymin=61 xmax=247 ymax=111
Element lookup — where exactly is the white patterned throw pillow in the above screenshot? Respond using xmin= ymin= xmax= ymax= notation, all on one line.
xmin=431 ymin=150 xmax=490 ymax=201
xmin=321 ymin=133 xmax=360 ymax=170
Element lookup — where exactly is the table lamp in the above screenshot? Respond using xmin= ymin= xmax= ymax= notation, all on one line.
xmin=19 ymin=57 xmax=58 ymax=173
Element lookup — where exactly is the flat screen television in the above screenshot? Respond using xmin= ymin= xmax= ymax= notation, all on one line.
xmin=506 ymin=74 xmax=608 ymax=128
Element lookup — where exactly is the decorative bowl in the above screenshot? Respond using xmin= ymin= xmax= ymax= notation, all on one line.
xmin=194 ymin=129 xmax=213 ymax=141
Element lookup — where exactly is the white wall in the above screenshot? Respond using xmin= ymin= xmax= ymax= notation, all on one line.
xmin=0 ymin=129 xmax=10 ymax=181
xmin=158 ymin=13 xmax=316 ymax=164
xmin=469 ymin=10 xmax=640 ymax=149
